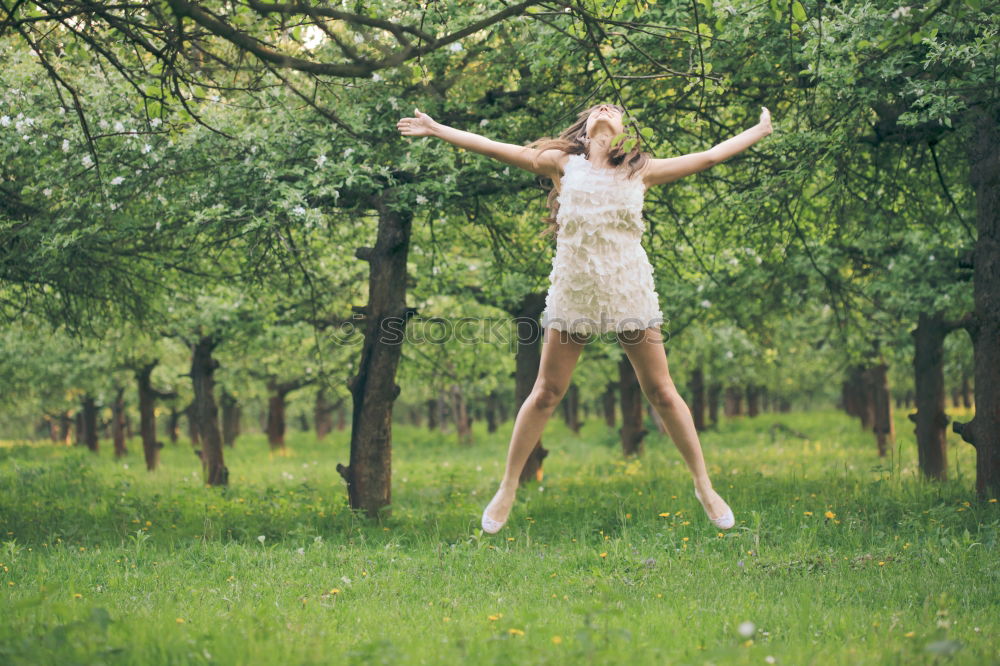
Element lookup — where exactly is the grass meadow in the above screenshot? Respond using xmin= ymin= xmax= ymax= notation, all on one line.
xmin=0 ymin=407 xmax=997 ymax=665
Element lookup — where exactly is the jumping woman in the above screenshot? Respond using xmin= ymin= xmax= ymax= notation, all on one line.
xmin=397 ymin=102 xmax=773 ymax=534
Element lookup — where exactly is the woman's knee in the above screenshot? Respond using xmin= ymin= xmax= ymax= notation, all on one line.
xmin=646 ymin=383 xmax=681 ymax=410
xmin=530 ymin=383 xmax=566 ymax=411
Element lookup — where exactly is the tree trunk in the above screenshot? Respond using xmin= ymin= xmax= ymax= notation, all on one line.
xmin=761 ymin=386 xmax=770 ymax=412
xmin=111 ymin=387 xmax=128 ymax=459
xmin=869 ymin=362 xmax=895 ymax=457
xmin=619 ymin=355 xmax=648 ymax=457
xmin=266 ymin=379 xmax=287 ymax=451
xmin=561 ymin=382 xmax=581 ymax=433
xmin=336 ymin=195 xmax=414 ymax=519
xmin=514 ymin=293 xmax=548 ymax=484
xmin=58 ymin=411 xmax=72 ymax=445
xmin=746 ymin=383 xmax=761 ymax=417
xmin=707 ymin=382 xmax=721 ymax=425
xmin=136 ymin=361 xmax=160 ymax=471
xmin=909 ymin=311 xmax=953 ymax=480
xmin=81 ymin=394 xmax=98 ymax=452
xmin=688 ymin=366 xmax=705 ymax=431
xmin=426 ymin=397 xmax=438 ymax=430
xmin=961 ymin=372 xmax=973 ymax=409
xmin=221 ymin=389 xmax=241 ymax=447
xmin=602 ymin=381 xmax=617 ymax=428
xmin=190 ymin=335 xmax=228 ymax=486
xmin=451 ymin=383 xmax=473 ymax=445
xmin=185 ymin=401 xmax=201 ymax=446
xmin=314 ymin=388 xmax=334 ymax=441
xmin=724 ymin=386 xmax=743 ymax=418
xmin=167 ymin=406 xmax=180 ymax=445
xmin=953 ymin=106 xmax=1000 ymax=500
xmin=485 ymin=389 xmax=500 ymax=433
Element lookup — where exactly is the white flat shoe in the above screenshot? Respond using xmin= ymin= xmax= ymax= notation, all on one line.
xmin=481 ymin=487 xmax=513 ymax=534
xmin=694 ymin=485 xmax=735 ymax=529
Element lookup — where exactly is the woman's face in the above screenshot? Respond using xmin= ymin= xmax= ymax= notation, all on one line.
xmin=584 ymin=104 xmax=625 ymax=138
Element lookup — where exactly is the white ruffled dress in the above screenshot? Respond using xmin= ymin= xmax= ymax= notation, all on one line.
xmin=540 ymin=153 xmax=664 ymax=335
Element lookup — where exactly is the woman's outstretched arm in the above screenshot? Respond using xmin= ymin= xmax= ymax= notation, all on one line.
xmin=397 ymin=108 xmax=563 ymax=178
xmin=643 ymin=107 xmax=773 ymax=187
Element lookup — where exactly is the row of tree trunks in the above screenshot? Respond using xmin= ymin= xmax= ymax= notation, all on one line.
xmin=842 ymin=359 xmax=896 ymax=456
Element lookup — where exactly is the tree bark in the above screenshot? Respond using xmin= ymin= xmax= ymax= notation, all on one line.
xmin=314 ymin=388 xmax=335 ymax=441
xmin=746 ymin=383 xmax=760 ymax=417
xmin=221 ymin=389 xmax=241 ymax=447
xmin=426 ymin=397 xmax=438 ymax=430
xmin=869 ymin=362 xmax=895 ymax=457
xmin=184 ymin=401 xmax=201 ymax=446
xmin=485 ymin=389 xmax=500 ymax=433
xmin=602 ymin=381 xmax=617 ymax=428
xmin=561 ymin=382 xmax=581 ymax=433
xmin=80 ymin=394 xmax=98 ymax=452
xmin=266 ymin=379 xmax=287 ymax=451
xmin=707 ymin=382 xmax=721 ymax=426
xmin=688 ymin=366 xmax=705 ymax=431
xmin=909 ymin=311 xmax=956 ymax=480
xmin=619 ymin=355 xmax=648 ymax=457
xmin=190 ymin=335 xmax=228 ymax=486
xmin=336 ymin=195 xmax=414 ymax=518
xmin=111 ymin=386 xmax=128 ymax=459
xmin=724 ymin=386 xmax=743 ymax=418
xmin=136 ymin=361 xmax=161 ymax=471
xmin=451 ymin=383 xmax=473 ymax=445
xmin=953 ymin=106 xmax=1000 ymax=499
xmin=514 ymin=293 xmax=549 ymax=484
xmin=166 ymin=406 xmax=180 ymax=445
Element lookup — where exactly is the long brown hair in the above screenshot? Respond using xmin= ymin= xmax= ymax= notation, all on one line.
xmin=525 ymin=103 xmax=650 ymax=239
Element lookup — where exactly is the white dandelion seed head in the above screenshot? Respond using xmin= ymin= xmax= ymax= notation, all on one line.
xmin=257 ymin=535 xmax=266 ymax=543
xmin=738 ymin=621 xmax=755 ymax=637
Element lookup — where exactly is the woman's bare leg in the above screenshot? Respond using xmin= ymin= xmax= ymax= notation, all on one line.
xmin=616 ymin=326 xmax=731 ymax=520
xmin=483 ymin=326 xmax=589 ymax=529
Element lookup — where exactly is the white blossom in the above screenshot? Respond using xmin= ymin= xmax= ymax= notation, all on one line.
xmin=155 ymin=220 xmax=161 ymax=231
xmin=315 ymin=153 xmax=327 ymax=168
xmin=110 ymin=202 xmax=118 ymax=210
xmin=113 ymin=121 xmax=125 ymax=133
xmin=890 ymin=6 xmax=911 ymax=19
xmin=62 ymin=139 xmax=70 ymax=152
xmin=479 ymin=118 xmax=490 ymax=127
xmin=0 ymin=116 xmax=10 ymax=127
xmin=142 ymin=143 xmax=152 ymax=153
xmin=110 ymin=176 xmax=124 ymax=185
xmin=415 ymin=194 xmax=428 ymax=205
xmin=448 ymin=42 xmax=462 ymax=52
xmin=150 ymin=117 xmax=162 ymax=127
xmin=343 ymin=147 xmax=354 ymax=158
xmin=43 ymin=188 xmax=52 ymax=197
xmin=293 ymin=205 xmax=306 ymax=216
xmin=725 ymin=350 xmax=734 ymax=359
xmin=82 ymin=154 xmax=93 ymax=167
xmin=700 ymin=299 xmax=711 ymax=308
xmin=98 ymin=119 xmax=109 ymax=129
xmin=371 ymin=72 xmax=382 ymax=82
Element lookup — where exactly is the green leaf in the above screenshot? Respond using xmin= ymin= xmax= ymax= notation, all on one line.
xmin=640 ymin=127 xmax=654 ymax=139
xmin=792 ymin=1 xmax=806 ymax=22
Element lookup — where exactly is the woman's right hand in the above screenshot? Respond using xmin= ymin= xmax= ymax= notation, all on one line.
xmin=397 ymin=108 xmax=438 ymax=137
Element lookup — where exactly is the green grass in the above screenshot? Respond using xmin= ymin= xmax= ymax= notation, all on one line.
xmin=1 ymin=407 xmax=997 ymax=665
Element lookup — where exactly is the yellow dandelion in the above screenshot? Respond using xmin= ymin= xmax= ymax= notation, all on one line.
xmin=488 ymin=614 xmax=500 ymax=621
xmin=659 ymin=512 xmax=671 ymax=517
xmin=508 ymin=628 xmax=525 ymax=636
xmin=671 ymin=495 xmax=677 ymax=499
xmin=989 ymin=498 xmax=997 ymax=503
xmin=599 ymin=552 xmax=608 ymax=558
xmin=552 ymin=635 xmax=563 ymax=644
xmin=682 ymin=521 xmax=690 ymax=526
xmin=743 ymin=639 xmax=754 ymax=647
xmin=656 ymin=593 xmax=663 ymax=598
xmin=682 ymin=537 xmax=689 ymax=542
xmin=73 ymin=593 xmax=82 ymax=599
xmin=79 ymin=547 xmax=85 ymax=551
xmin=329 ymin=588 xmax=341 ymax=595
xmin=443 ymin=617 xmax=450 ymax=622
xmin=7 ymin=581 xmax=13 ymax=586
xmin=717 ymin=532 xmax=724 ymax=538
xmin=625 ymin=513 xmax=631 ymax=519
xmin=878 ymin=561 xmax=885 ymax=566
xmin=507 ymin=537 xmax=515 ymax=541
xmin=825 ymin=510 xmax=835 ymax=519
xmin=176 ymin=618 xmax=185 ymax=624
xmin=803 ymin=511 xmax=813 ymax=516
xmin=904 ymin=631 xmax=915 ymax=637
xmin=145 ymin=521 xmax=152 ymax=527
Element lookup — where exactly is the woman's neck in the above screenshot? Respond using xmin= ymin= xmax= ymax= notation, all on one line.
xmin=587 ymin=131 xmax=616 ymax=167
